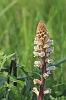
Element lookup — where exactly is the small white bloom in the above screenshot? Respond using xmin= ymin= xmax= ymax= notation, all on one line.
xmin=33 ymin=51 xmax=39 ymax=57
xmin=34 ymin=36 xmax=39 ymax=41
xmin=46 ymin=53 xmax=51 ymax=56
xmin=46 ymin=48 xmax=54 ymax=56
xmin=39 ymin=51 xmax=45 ymax=57
xmin=46 ymin=40 xmax=53 ymax=46
xmin=34 ymin=40 xmax=42 ymax=45
xmin=32 ymin=87 xmax=39 ymax=96
xmin=43 ymin=40 xmax=53 ymax=48
xmin=46 ymin=47 xmax=54 ymax=53
xmin=43 ymin=73 xmax=49 ymax=79
xmin=43 ymin=44 xmax=49 ymax=48
xmin=45 ymin=35 xmax=51 ymax=43
xmin=33 ymin=51 xmax=45 ymax=57
xmin=33 ymin=79 xmax=41 ymax=85
xmin=34 ymin=61 xmax=43 ymax=68
xmin=48 ymin=40 xmax=53 ymax=45
xmin=47 ymin=71 xmax=51 ymax=75
xmin=47 ymin=66 xmax=56 ymax=71
xmin=45 ymin=58 xmax=53 ymax=63
xmin=34 ymin=45 xmax=40 ymax=51
xmin=44 ymin=88 xmax=51 ymax=94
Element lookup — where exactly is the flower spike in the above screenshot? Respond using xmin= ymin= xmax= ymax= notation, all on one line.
xmin=32 ymin=21 xmax=55 ymax=100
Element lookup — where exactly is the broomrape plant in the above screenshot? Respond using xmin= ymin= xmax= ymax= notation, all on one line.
xmin=32 ymin=21 xmax=56 ymax=100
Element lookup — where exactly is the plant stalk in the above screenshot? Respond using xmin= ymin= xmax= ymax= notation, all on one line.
xmin=38 ymin=56 xmax=46 ymax=100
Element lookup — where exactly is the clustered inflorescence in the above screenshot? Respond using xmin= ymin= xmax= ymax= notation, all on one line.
xmin=32 ymin=21 xmax=56 ymax=100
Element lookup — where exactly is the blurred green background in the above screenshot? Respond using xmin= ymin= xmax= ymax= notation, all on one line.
xmin=0 ymin=0 xmax=66 ymax=99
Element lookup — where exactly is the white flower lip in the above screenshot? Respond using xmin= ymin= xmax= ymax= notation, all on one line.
xmin=43 ymin=40 xmax=53 ymax=48
xmin=34 ymin=40 xmax=42 ymax=45
xmin=33 ymin=79 xmax=41 ymax=85
xmin=47 ymin=66 xmax=56 ymax=71
xmin=46 ymin=47 xmax=54 ymax=56
xmin=33 ymin=51 xmax=45 ymax=57
xmin=44 ymin=88 xmax=51 ymax=94
xmin=43 ymin=73 xmax=49 ymax=79
xmin=33 ymin=51 xmax=39 ymax=57
xmin=39 ymin=51 xmax=45 ymax=57
xmin=47 ymin=40 xmax=53 ymax=46
xmin=46 ymin=47 xmax=54 ymax=53
xmin=45 ymin=35 xmax=51 ymax=43
xmin=34 ymin=61 xmax=43 ymax=68
xmin=45 ymin=58 xmax=53 ymax=63
xmin=43 ymin=44 xmax=49 ymax=48
xmin=32 ymin=87 xmax=39 ymax=96
xmin=47 ymin=71 xmax=51 ymax=75
xmin=34 ymin=45 xmax=40 ymax=51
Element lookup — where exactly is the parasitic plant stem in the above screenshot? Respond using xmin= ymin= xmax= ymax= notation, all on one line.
xmin=38 ymin=57 xmax=46 ymax=100
xmin=32 ymin=21 xmax=56 ymax=100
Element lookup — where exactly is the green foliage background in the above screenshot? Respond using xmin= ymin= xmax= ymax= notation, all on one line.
xmin=0 ymin=0 xmax=66 ymax=100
